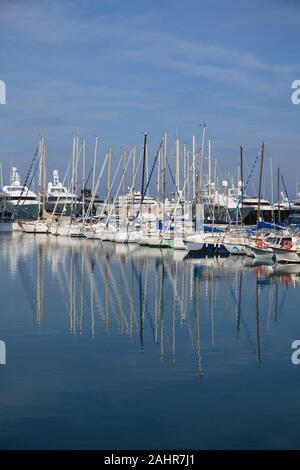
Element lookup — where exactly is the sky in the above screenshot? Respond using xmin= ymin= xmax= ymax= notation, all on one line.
xmin=0 ymin=0 xmax=300 ymax=197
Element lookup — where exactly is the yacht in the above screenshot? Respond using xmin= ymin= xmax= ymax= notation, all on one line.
xmin=0 ymin=166 xmax=39 ymax=220
xmin=45 ymin=170 xmax=77 ymax=215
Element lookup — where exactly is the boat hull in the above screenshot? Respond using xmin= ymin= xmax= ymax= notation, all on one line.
xmin=251 ymin=246 xmax=274 ymax=260
xmin=274 ymin=247 xmax=300 ymax=264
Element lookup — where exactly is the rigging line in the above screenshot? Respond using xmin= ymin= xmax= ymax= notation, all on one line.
xmin=166 ymin=156 xmax=183 ymax=204
xmin=142 ymin=140 xmax=163 ymax=200
xmin=228 ymin=146 xmax=262 ymax=227
xmin=11 ymin=145 xmax=39 ymax=220
xmin=281 ymin=173 xmax=292 ymax=214
xmin=17 ymin=151 xmax=43 ymax=219
xmin=130 ymin=140 xmax=163 ymax=223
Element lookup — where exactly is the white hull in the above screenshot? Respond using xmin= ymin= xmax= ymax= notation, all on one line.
xmin=51 ymin=224 xmax=70 ymax=237
xmin=97 ymin=228 xmax=116 ymax=241
xmin=244 ymin=245 xmax=254 ymax=257
xmin=127 ymin=231 xmax=142 ymax=244
xmin=274 ymin=248 xmax=300 ymax=264
xmin=223 ymin=243 xmax=246 ymax=255
xmin=114 ymin=231 xmax=129 ymax=243
xmin=185 ymin=241 xmax=205 ymax=252
xmin=173 ymin=237 xmax=187 ymax=250
xmin=251 ymin=246 xmax=274 ymax=260
xmin=68 ymin=225 xmax=84 ymax=237
xmin=22 ymin=221 xmax=49 ymax=234
xmin=185 ymin=233 xmax=205 ymax=252
xmin=82 ymin=228 xmax=96 ymax=239
xmin=138 ymin=235 xmax=170 ymax=248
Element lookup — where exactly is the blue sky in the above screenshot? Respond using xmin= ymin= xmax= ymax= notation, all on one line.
xmin=0 ymin=0 xmax=300 ymax=196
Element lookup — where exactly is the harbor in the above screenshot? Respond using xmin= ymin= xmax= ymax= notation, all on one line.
xmin=1 ymin=132 xmax=300 ymax=264
xmin=1 ymin=0 xmax=300 ymax=458
xmin=1 ymin=134 xmax=300 ymax=449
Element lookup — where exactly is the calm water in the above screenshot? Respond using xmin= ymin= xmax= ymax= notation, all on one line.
xmin=0 ymin=232 xmax=300 ymax=449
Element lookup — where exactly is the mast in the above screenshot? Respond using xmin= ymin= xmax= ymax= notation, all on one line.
xmin=140 ymin=132 xmax=147 ymax=216
xmin=175 ymin=137 xmax=180 ymax=202
xmin=183 ymin=142 xmax=186 ymax=202
xmin=199 ymin=122 xmax=206 ymax=199
xmin=92 ymin=137 xmax=99 ymax=196
xmin=0 ymin=163 xmax=3 ymax=189
xmin=82 ymin=139 xmax=86 ymax=218
xmin=186 ymin=145 xmax=189 ymax=204
xmin=132 ymin=145 xmax=136 ymax=191
xmin=162 ymin=131 xmax=167 ymax=227
xmin=257 ymin=142 xmax=264 ymax=223
xmin=213 ymin=156 xmax=217 ymax=228
xmin=145 ymin=136 xmax=149 ymax=196
xmin=192 ymin=134 xmax=196 ymax=200
xmin=75 ymin=134 xmax=79 ymax=199
xmin=106 ymin=147 xmax=112 ymax=211
xmin=71 ymin=135 xmax=76 ymax=216
xmin=38 ymin=136 xmax=46 ymax=219
xmin=269 ymin=157 xmax=274 ymax=221
xmin=156 ymin=146 xmax=161 ymax=201
xmin=122 ymin=147 xmax=127 ymax=195
xmin=240 ymin=145 xmax=244 ymax=224
xmin=208 ymin=139 xmax=211 ymax=199
xmin=277 ymin=167 xmax=281 ymax=223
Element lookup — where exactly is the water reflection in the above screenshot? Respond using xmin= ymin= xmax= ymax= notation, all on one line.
xmin=0 ymin=233 xmax=297 ymax=373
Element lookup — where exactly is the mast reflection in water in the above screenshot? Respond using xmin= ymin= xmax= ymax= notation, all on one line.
xmin=0 ymin=233 xmax=300 ymax=449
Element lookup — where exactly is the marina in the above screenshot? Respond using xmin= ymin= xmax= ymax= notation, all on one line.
xmin=1 ymin=0 xmax=300 ymax=457
xmin=1 ymin=130 xmax=300 ymax=452
xmin=0 ymin=133 xmax=299 ymax=265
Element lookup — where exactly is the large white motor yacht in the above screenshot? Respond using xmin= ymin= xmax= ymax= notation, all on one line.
xmin=0 ymin=166 xmax=39 ymax=221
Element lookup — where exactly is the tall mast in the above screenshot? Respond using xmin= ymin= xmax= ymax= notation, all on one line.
xmin=257 ymin=142 xmax=264 ymax=223
xmin=132 ymin=145 xmax=136 ymax=191
xmin=140 ymin=132 xmax=147 ymax=215
xmin=122 ymin=147 xmax=127 ymax=195
xmin=277 ymin=167 xmax=281 ymax=223
xmin=75 ymin=134 xmax=79 ymax=197
xmin=270 ymin=157 xmax=274 ymax=221
xmin=240 ymin=145 xmax=244 ymax=224
xmin=186 ymin=145 xmax=189 ymax=204
xmin=38 ymin=137 xmax=43 ymax=219
xmin=38 ymin=136 xmax=46 ymax=219
xmin=145 ymin=136 xmax=149 ymax=196
xmin=156 ymin=147 xmax=161 ymax=201
xmin=199 ymin=122 xmax=206 ymax=198
xmin=0 ymin=163 xmax=3 ymax=189
xmin=183 ymin=142 xmax=187 ymax=202
xmin=175 ymin=137 xmax=180 ymax=202
xmin=92 ymin=136 xmax=99 ymax=195
xmin=162 ymin=131 xmax=167 ymax=226
xmin=82 ymin=139 xmax=86 ymax=218
xmin=106 ymin=147 xmax=112 ymax=210
xmin=208 ymin=139 xmax=211 ymax=199
xmin=42 ymin=138 xmax=47 ymax=216
xmin=192 ymin=134 xmax=196 ymax=200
